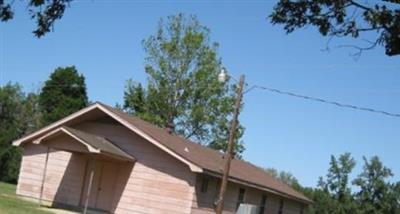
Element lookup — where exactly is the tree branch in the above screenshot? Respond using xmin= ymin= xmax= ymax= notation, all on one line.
xmin=336 ymin=38 xmax=380 ymax=59
xmin=349 ymin=0 xmax=373 ymax=12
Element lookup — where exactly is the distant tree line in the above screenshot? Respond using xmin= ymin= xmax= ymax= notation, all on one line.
xmin=267 ymin=153 xmax=400 ymax=213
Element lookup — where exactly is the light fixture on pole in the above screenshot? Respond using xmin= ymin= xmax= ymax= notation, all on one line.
xmin=218 ymin=68 xmax=228 ymax=83
xmin=215 ymin=68 xmax=245 ymax=214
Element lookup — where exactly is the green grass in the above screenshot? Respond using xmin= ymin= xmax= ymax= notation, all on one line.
xmin=0 ymin=182 xmax=53 ymax=214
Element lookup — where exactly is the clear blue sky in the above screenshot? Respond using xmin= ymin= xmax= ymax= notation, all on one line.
xmin=1 ymin=0 xmax=399 ymax=188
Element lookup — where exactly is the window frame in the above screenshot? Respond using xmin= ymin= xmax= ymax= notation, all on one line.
xmin=258 ymin=194 xmax=267 ymax=214
xmin=236 ymin=188 xmax=246 ymax=209
xmin=213 ymin=180 xmax=222 ymax=207
xmin=200 ymin=176 xmax=209 ymax=193
xmin=278 ymin=199 xmax=284 ymax=214
xmin=300 ymin=205 xmax=304 ymax=214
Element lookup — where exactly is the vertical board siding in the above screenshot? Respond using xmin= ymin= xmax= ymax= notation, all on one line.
xmin=17 ymin=143 xmax=87 ymax=207
xmin=17 ymin=143 xmax=47 ymax=199
xmin=43 ymin=150 xmax=87 ymax=206
xmin=77 ymin=122 xmax=197 ymax=214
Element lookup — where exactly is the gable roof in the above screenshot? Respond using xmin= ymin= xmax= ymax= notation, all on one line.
xmin=100 ymin=103 xmax=312 ymax=204
xmin=13 ymin=102 xmax=311 ymax=204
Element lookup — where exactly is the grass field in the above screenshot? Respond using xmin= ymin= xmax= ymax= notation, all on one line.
xmin=0 ymin=182 xmax=53 ymax=214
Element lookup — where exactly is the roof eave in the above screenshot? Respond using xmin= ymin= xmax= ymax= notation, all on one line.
xmin=31 ymin=127 xmax=101 ymax=153
xmin=12 ymin=104 xmax=100 ymax=146
xmin=12 ymin=103 xmax=202 ymax=173
xmin=202 ymin=169 xmax=313 ymax=205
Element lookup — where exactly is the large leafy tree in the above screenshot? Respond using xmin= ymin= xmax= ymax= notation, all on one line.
xmin=316 ymin=153 xmax=358 ymax=214
xmin=0 ymin=83 xmax=24 ymax=183
xmin=353 ymin=156 xmax=400 ymax=213
xmin=270 ymin=0 xmax=400 ymax=56
xmin=0 ymin=83 xmax=41 ymax=183
xmin=305 ymin=188 xmax=338 ymax=214
xmin=124 ymin=14 xmax=245 ymax=155
xmin=1 ymin=0 xmax=72 ymax=37
xmin=39 ymin=66 xmax=88 ymax=125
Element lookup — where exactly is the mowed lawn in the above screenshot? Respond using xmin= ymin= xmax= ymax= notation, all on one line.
xmin=0 ymin=182 xmax=53 ymax=214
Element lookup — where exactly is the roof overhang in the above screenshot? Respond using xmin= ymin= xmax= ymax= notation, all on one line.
xmin=13 ymin=103 xmax=202 ymax=172
xmin=33 ymin=127 xmax=100 ymax=153
xmin=13 ymin=104 xmax=100 ymax=146
xmin=33 ymin=126 xmax=136 ymax=162
xmin=203 ymin=170 xmax=313 ymax=205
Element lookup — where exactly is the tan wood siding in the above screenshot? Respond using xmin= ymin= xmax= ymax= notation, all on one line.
xmin=17 ymin=143 xmax=47 ymax=199
xmin=43 ymin=150 xmax=87 ymax=206
xmin=17 ymin=143 xmax=87 ymax=207
xmin=191 ymin=174 xmax=304 ymax=214
xmin=17 ymin=117 xmax=305 ymax=214
xmin=77 ymin=122 xmax=196 ymax=214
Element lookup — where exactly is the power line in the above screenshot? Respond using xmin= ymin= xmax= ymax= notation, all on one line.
xmin=247 ymin=84 xmax=400 ymax=118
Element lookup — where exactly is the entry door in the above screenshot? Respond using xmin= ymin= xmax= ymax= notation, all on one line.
xmin=82 ymin=160 xmax=119 ymax=212
xmin=95 ymin=162 xmax=119 ymax=211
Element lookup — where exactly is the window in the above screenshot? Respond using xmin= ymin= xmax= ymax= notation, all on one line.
xmin=236 ymin=188 xmax=246 ymax=209
xmin=258 ymin=194 xmax=267 ymax=214
xmin=201 ymin=177 xmax=209 ymax=193
xmin=278 ymin=199 xmax=284 ymax=214
xmin=213 ymin=180 xmax=221 ymax=206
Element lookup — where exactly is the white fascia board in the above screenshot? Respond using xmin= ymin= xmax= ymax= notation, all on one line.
xmin=12 ymin=104 xmax=99 ymax=146
xmin=13 ymin=103 xmax=203 ymax=173
xmin=32 ymin=127 xmax=100 ymax=153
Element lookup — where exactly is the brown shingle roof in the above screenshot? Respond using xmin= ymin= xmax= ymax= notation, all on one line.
xmin=99 ymin=102 xmax=312 ymax=204
xmin=63 ymin=126 xmax=135 ymax=161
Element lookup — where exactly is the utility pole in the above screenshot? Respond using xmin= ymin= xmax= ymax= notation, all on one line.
xmin=215 ymin=74 xmax=245 ymax=214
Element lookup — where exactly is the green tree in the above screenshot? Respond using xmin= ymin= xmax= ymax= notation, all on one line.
xmin=305 ymin=188 xmax=338 ymax=214
xmin=39 ymin=66 xmax=88 ymax=125
xmin=317 ymin=153 xmax=358 ymax=214
xmin=264 ymin=154 xmax=400 ymax=214
xmin=0 ymin=83 xmax=24 ymax=183
xmin=22 ymin=93 xmax=42 ymax=133
xmin=1 ymin=0 xmax=72 ymax=37
xmin=124 ymin=14 xmax=245 ymax=156
xmin=270 ymin=0 xmax=400 ymax=56
xmin=264 ymin=167 xmax=302 ymax=191
xmin=353 ymin=156 xmax=400 ymax=213
xmin=390 ymin=182 xmax=400 ymax=213
xmin=263 ymin=167 xmax=338 ymax=214
xmin=0 ymin=83 xmax=40 ymax=183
